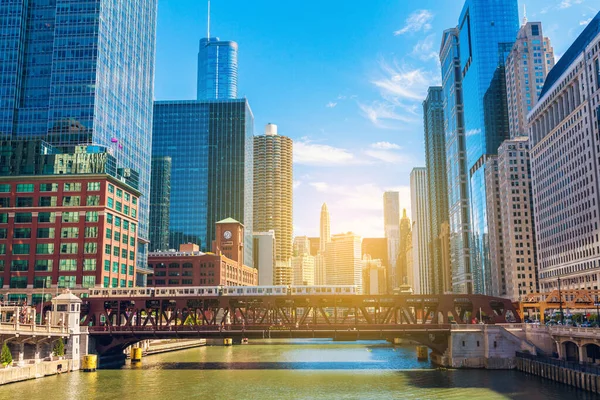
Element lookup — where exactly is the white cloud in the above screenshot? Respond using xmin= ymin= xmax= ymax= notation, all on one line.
xmin=293 ymin=180 xmax=302 ymax=189
xmin=411 ymin=34 xmax=438 ymax=62
xmin=559 ymin=0 xmax=584 ymax=9
xmin=580 ymin=17 xmax=593 ymax=25
xmin=326 ymin=101 xmax=337 ymax=108
xmin=370 ymin=142 xmax=401 ymax=150
xmin=394 ymin=10 xmax=434 ymax=35
xmin=358 ymin=101 xmax=417 ymax=128
xmin=294 ymin=140 xmax=360 ymax=166
xmin=364 ymin=149 xmax=407 ymax=164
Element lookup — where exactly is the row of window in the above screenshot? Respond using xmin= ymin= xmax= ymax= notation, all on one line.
xmin=0 ymin=258 xmax=97 ymax=272
xmin=3 ymin=275 xmax=98 ymax=289
xmin=107 ymin=183 xmax=137 ymax=204
xmin=107 ymin=197 xmax=137 ymax=217
xmin=105 ymin=213 xmax=136 ymax=232
xmin=0 ymin=226 xmax=99 ymax=240
xmin=0 ymin=211 xmax=99 ymax=223
xmin=102 ymin=260 xmax=135 ymax=276
xmin=0 ymin=182 xmax=99 ymax=193
xmin=105 ymin=228 xmax=135 ymax=245
xmin=104 ymin=244 xmax=135 ymax=260
xmin=147 ymin=279 xmax=194 ymax=286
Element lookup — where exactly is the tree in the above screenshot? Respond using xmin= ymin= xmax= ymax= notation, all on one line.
xmin=53 ymin=338 xmax=65 ymax=357
xmin=1 ymin=342 xmax=12 ymax=367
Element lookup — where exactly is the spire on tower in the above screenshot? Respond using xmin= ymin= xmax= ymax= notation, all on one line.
xmin=207 ymin=0 xmax=211 ymax=39
xmin=522 ymin=4 xmax=528 ymax=26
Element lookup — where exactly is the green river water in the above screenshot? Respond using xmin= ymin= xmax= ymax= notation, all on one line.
xmin=0 ymin=339 xmax=595 ymax=400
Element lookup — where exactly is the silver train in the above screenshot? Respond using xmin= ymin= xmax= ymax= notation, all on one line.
xmin=89 ymin=285 xmax=358 ymax=298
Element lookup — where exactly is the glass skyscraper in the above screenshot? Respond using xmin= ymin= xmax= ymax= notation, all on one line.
xmin=152 ymin=99 xmax=254 ymax=265
xmin=197 ymin=38 xmax=238 ymax=100
xmin=457 ymin=0 xmax=518 ymax=294
xmin=149 ymin=156 xmax=172 ymax=252
xmin=0 ymin=0 xmax=158 ymax=281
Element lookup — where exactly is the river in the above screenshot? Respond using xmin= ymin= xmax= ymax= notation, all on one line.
xmin=0 ymin=340 xmax=595 ymax=399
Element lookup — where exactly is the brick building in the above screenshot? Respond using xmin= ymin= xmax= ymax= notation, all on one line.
xmin=147 ymin=218 xmax=258 ymax=287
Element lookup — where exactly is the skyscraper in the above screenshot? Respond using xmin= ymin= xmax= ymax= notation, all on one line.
xmin=410 ymin=168 xmax=431 ymax=294
xmin=505 ymin=20 xmax=555 ymax=138
xmin=253 ymin=231 xmax=276 ymax=285
xmin=439 ymin=28 xmax=472 ymax=294
xmin=383 ymin=192 xmax=400 ymax=290
xmin=457 ymin=0 xmax=519 ymax=294
xmin=0 ymin=1 xmax=158 ymax=280
xmin=149 ymin=157 xmax=172 ymax=252
xmin=152 ymin=99 xmax=254 ymax=265
xmin=291 ymin=236 xmax=315 ymax=286
xmin=361 ymin=238 xmax=388 ymax=272
xmin=253 ymin=124 xmax=293 ymax=285
xmin=528 ymin=13 xmax=600 ymax=292
xmin=325 ymin=233 xmax=362 ymax=293
xmin=423 ymin=87 xmax=449 ymax=294
xmin=320 ymin=203 xmax=331 ymax=253
xmin=398 ymin=209 xmax=412 ymax=287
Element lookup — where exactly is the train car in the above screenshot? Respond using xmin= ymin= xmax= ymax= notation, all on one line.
xmin=290 ymin=285 xmax=356 ymax=295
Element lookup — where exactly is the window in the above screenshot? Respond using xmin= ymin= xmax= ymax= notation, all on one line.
xmin=86 ymin=195 xmax=100 ymax=206
xmin=123 ymin=220 xmax=129 ymax=230
xmin=13 ymin=244 xmax=30 ymax=255
xmin=63 ymin=182 xmax=81 ymax=192
xmin=36 ymin=243 xmax=54 ymax=254
xmin=0 ymin=244 xmax=5 ymax=255
xmin=87 ymin=182 xmax=100 ymax=191
xmin=0 ymin=184 xmax=10 ymax=192
xmin=35 ymin=260 xmax=53 ymax=272
xmin=103 ymin=277 xmax=109 ymax=287
xmin=182 ymin=279 xmax=193 ymax=285
xmin=16 ymin=184 xmax=34 ymax=192
xmin=83 ymin=259 xmax=97 ymax=271
xmin=40 ymin=183 xmax=58 ymax=192
xmin=10 ymin=277 xmax=27 ymax=289
xmin=116 ymin=201 xmax=122 ymax=212
xmin=122 ymin=233 xmax=128 ymax=244
xmin=0 ymin=198 xmax=9 ymax=207
xmin=107 ymin=198 xmax=114 ymax=208
xmin=113 ymin=246 xmax=120 ymax=256
xmin=128 ymin=280 xmax=133 ymax=288
xmin=131 ymin=208 xmax=137 ymax=218
xmin=86 ymin=211 xmax=99 ymax=222
xmin=121 ymin=264 xmax=127 ymax=274
xmin=132 ymin=197 xmax=137 ymax=205
xmin=106 ymin=213 xmax=113 ymax=224
xmin=14 ymin=228 xmax=31 ymax=238
xmin=0 ymin=213 xmax=6 ymax=223
xmin=108 ymin=184 xmax=115 ymax=194
xmin=15 ymin=213 xmax=32 ymax=223
xmin=115 ymin=216 xmax=121 ymax=227
xmin=112 ymin=262 xmax=118 ymax=273
xmin=130 ymin=237 xmax=135 ymax=246
xmin=129 ymin=251 xmax=135 ymax=261
xmin=61 ymin=227 xmax=79 ymax=238
xmin=59 ymin=259 xmax=77 ymax=271
xmin=131 ymin=223 xmax=136 ymax=233
xmin=124 ymin=193 xmax=130 ymax=201
xmin=84 ymin=226 xmax=98 ymax=238
xmin=129 ymin=265 xmax=134 ymax=275
xmin=112 ymin=278 xmax=118 ymax=288
xmin=16 ymin=197 xmax=33 ymax=207
xmin=121 ymin=248 xmax=127 ymax=258
xmin=84 ymin=242 xmax=97 ymax=254
xmin=38 ymin=212 xmax=55 ymax=223
xmin=105 ymin=244 xmax=111 ymax=255
xmin=82 ymin=276 xmax=96 ymax=288
xmin=33 ymin=276 xmax=51 ymax=289
xmin=62 ymin=212 xmax=79 ymax=223
xmin=0 ymin=228 xmax=7 ymax=239
xmin=58 ymin=276 xmax=76 ymax=289
xmin=183 ymin=263 xmax=193 ymax=269
xmin=123 ymin=205 xmax=129 ymax=216
xmin=106 ymin=228 xmax=112 ymax=239
xmin=60 ymin=243 xmax=78 ymax=254
xmin=39 ymin=196 xmax=57 ymax=207
xmin=168 ymin=279 xmax=179 ymax=285
xmin=114 ymin=231 xmax=121 ymax=242
xmin=11 ymin=260 xmax=29 ymax=271
xmin=116 ymin=189 xmax=123 ymax=198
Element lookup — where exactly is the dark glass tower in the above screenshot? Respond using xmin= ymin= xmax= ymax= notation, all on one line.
xmin=0 ymin=0 xmax=158 ymax=279
xmin=197 ymin=38 xmax=238 ymax=100
xmin=149 ymin=156 xmax=172 ymax=252
xmin=458 ymin=0 xmax=518 ymax=294
xmin=152 ymin=99 xmax=254 ymax=265
xmin=423 ymin=87 xmax=449 ymax=294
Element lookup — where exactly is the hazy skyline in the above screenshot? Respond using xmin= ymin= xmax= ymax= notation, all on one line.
xmin=155 ymin=0 xmax=598 ymax=238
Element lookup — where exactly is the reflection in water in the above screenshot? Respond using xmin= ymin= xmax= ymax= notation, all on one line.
xmin=0 ymin=340 xmax=595 ymax=400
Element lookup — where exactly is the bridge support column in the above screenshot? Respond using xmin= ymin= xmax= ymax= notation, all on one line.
xmin=16 ymin=341 xmax=25 ymax=366
xmin=579 ymin=343 xmax=586 ymax=364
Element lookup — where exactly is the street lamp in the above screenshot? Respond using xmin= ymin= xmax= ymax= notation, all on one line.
xmin=558 ymin=277 xmax=564 ymax=325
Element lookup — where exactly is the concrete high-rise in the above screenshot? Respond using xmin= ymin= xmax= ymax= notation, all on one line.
xmin=197 ymin=37 xmax=238 ymax=100
xmin=362 ymin=238 xmax=388 ymax=273
xmin=383 ymin=192 xmax=400 ymax=290
xmin=0 ymin=1 xmax=158 ymax=279
xmin=528 ymin=13 xmax=600 ymax=292
xmin=253 ymin=231 xmax=276 ymax=286
xmin=398 ymin=209 xmax=412 ymax=287
xmin=410 ymin=168 xmax=431 ymax=294
xmin=152 ymin=100 xmax=254 ymax=265
xmin=320 ymin=203 xmax=331 ymax=253
xmin=439 ymin=28 xmax=472 ymax=294
xmin=149 ymin=157 xmax=172 ymax=252
xmin=423 ymin=87 xmax=449 ymax=294
xmin=291 ymin=236 xmax=315 ymax=286
xmin=505 ymin=21 xmax=555 ymax=138
xmin=362 ymin=256 xmax=387 ymax=295
xmin=484 ymin=155 xmax=506 ymax=297
xmin=325 ymin=233 xmax=362 ymax=293
xmin=253 ymin=123 xmax=293 ymax=284
xmin=456 ymin=0 xmax=519 ymax=294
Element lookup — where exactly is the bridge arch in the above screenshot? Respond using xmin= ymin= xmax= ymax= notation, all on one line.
xmin=562 ymin=340 xmax=580 ymax=362
xmin=582 ymin=342 xmax=600 ymax=364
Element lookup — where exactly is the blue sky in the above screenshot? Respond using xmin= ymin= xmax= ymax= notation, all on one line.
xmin=155 ymin=0 xmax=599 ymax=238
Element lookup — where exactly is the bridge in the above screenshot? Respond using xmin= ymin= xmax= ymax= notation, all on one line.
xmin=79 ymin=293 xmax=520 ymax=357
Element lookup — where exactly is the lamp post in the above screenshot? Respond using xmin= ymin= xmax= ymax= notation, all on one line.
xmin=558 ymin=277 xmax=564 ymax=325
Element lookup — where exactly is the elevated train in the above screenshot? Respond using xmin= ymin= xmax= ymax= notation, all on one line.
xmin=89 ymin=285 xmax=358 ymax=298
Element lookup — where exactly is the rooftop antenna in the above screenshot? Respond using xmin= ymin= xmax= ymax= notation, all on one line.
xmin=522 ymin=4 xmax=527 ymax=26
xmin=207 ymin=0 xmax=211 ymax=39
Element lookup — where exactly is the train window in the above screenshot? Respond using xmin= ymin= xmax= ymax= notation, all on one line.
xmin=237 ymin=289 xmax=243 ymax=294
xmin=258 ymin=288 xmax=263 ymax=293
xmin=207 ymin=289 xmax=213 ymax=294
xmin=266 ymin=288 xmax=273 ymax=293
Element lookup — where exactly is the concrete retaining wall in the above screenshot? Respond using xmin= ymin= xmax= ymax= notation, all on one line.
xmin=517 ymin=357 xmax=600 ymax=394
xmin=0 ymin=359 xmax=73 ymax=386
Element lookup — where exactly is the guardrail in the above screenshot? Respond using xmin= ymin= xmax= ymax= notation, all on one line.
xmin=549 ymin=326 xmax=600 ymax=336
xmin=0 ymin=321 xmax=66 ymax=334
xmin=516 ymin=351 xmax=600 ymax=375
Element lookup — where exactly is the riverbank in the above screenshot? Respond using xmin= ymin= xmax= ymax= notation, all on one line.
xmin=127 ymin=339 xmax=207 ymax=358
xmin=0 ymin=359 xmax=73 ymax=386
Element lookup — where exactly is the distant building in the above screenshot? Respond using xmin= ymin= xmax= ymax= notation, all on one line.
xmin=253 ymin=123 xmax=293 ymax=285
xmin=308 ymin=237 xmax=320 ymax=256
xmin=0 ymin=142 xmax=140 ymax=291
xmin=253 ymin=231 xmax=276 ymax=286
xmin=326 ymin=232 xmax=362 ymax=293
xmin=197 ymin=38 xmax=238 ymax=100
xmin=316 ymin=204 xmax=331 ymax=285
xmin=291 ymin=236 xmax=315 ymax=285
xmin=410 ymin=168 xmax=430 ymax=294
xmin=361 ymin=238 xmax=388 ymax=273
xmin=148 ymin=218 xmax=257 ymax=287
xmin=149 ymin=157 xmax=171 ymax=252
xmin=398 ymin=209 xmax=412 ymax=288
xmin=362 ymin=256 xmax=386 ymax=295
xmin=485 ymin=155 xmax=506 ymax=297
xmin=383 ymin=192 xmax=400 ymax=290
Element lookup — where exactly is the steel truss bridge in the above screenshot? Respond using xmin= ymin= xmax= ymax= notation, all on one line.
xmin=80 ymin=293 xmax=520 ymax=356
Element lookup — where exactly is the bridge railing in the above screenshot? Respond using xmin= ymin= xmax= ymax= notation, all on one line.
xmin=516 ymin=351 xmax=600 ymax=375
xmin=549 ymin=326 xmax=600 ymax=336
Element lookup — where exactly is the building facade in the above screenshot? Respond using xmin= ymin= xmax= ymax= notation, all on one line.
xmin=149 ymin=156 xmax=171 ymax=252
xmin=528 ymin=13 xmax=600 ymax=291
xmin=457 ymin=0 xmax=519 ymax=294
xmin=505 ymin=21 xmax=555 ymax=138
xmin=0 ymin=1 xmax=158 ymax=277
xmin=383 ymin=192 xmax=400 ymax=290
xmin=197 ymin=38 xmax=238 ymax=100
xmin=152 ymin=100 xmax=254 ymax=264
xmin=398 ymin=209 xmax=412 ymax=288
xmin=362 ymin=256 xmax=386 ymax=295
xmin=253 ymin=124 xmax=293 ymax=284
xmin=253 ymin=231 xmax=276 ymax=286
xmin=410 ymin=168 xmax=431 ymax=294
xmin=0 ymin=143 xmax=140 ymax=291
xmin=361 ymin=238 xmax=388 ymax=274
xmin=325 ymin=233 xmax=362 ymax=293
xmin=439 ymin=27 xmax=472 ymax=294
xmin=484 ymin=155 xmax=506 ymax=297
xmin=423 ymin=87 xmax=449 ymax=294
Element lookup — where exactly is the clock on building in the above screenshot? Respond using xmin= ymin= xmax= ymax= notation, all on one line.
xmin=223 ymin=230 xmax=232 ymax=240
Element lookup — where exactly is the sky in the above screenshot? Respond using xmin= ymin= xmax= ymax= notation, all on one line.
xmin=154 ymin=0 xmax=599 ymax=239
